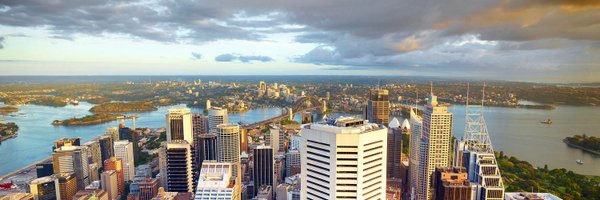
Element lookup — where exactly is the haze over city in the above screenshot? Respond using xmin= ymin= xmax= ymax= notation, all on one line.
xmin=1 ymin=1 xmax=600 ymax=200
xmin=0 ymin=0 xmax=599 ymax=82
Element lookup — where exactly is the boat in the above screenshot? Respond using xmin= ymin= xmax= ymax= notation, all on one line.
xmin=69 ymin=100 xmax=79 ymax=106
xmin=541 ymin=118 xmax=552 ymax=124
xmin=576 ymin=159 xmax=584 ymax=165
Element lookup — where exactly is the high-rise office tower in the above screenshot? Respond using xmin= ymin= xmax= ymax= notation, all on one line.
xmin=432 ymin=167 xmax=472 ymax=200
xmin=158 ymin=141 xmax=195 ymax=193
xmin=192 ymin=113 xmax=208 ymax=136
xmin=114 ymin=140 xmax=135 ymax=182
xmin=83 ymin=140 xmax=102 ymax=167
xmin=267 ymin=127 xmax=280 ymax=153
xmin=206 ymin=100 xmax=212 ymax=110
xmin=194 ymin=161 xmax=241 ymax=200
xmin=365 ymin=89 xmax=390 ymax=125
xmin=104 ymin=157 xmax=125 ymax=196
xmin=387 ymin=117 xmax=403 ymax=179
xmin=240 ymin=128 xmax=249 ymax=153
xmin=216 ymin=124 xmax=241 ymax=178
xmin=197 ymin=134 xmax=217 ymax=170
xmin=456 ymin=86 xmax=505 ymax=200
xmin=98 ymin=135 xmax=114 ymax=167
xmin=259 ymin=81 xmax=267 ymax=96
xmin=57 ymin=173 xmax=77 ymax=200
xmin=101 ymin=170 xmax=119 ymax=200
xmin=416 ymin=94 xmax=453 ymax=200
xmin=166 ymin=108 xmax=194 ymax=144
xmin=285 ymin=149 xmax=301 ymax=177
xmin=106 ymin=126 xmax=120 ymax=141
xmin=29 ymin=176 xmax=59 ymax=200
xmin=253 ymin=145 xmax=274 ymax=197
xmin=53 ymin=138 xmax=81 ymax=150
xmin=118 ymin=124 xmax=139 ymax=161
xmin=88 ymin=163 xmax=100 ymax=182
xmin=52 ymin=145 xmax=90 ymax=190
xmin=300 ymin=117 xmax=388 ymax=200
xmin=138 ymin=178 xmax=159 ymax=200
xmin=208 ymin=107 xmax=228 ymax=134
xmin=36 ymin=163 xmax=54 ymax=178
xmin=408 ymin=107 xmax=422 ymax=200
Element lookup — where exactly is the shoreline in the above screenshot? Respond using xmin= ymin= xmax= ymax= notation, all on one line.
xmin=563 ymin=139 xmax=600 ymax=156
xmin=0 ymin=156 xmax=51 ymax=183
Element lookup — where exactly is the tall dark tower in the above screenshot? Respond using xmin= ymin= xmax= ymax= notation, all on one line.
xmin=253 ymin=145 xmax=274 ymax=197
xmin=366 ymin=89 xmax=390 ymax=125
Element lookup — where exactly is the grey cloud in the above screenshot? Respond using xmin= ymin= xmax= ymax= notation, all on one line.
xmin=0 ymin=37 xmax=4 ymax=49
xmin=191 ymin=52 xmax=202 ymax=60
xmin=215 ymin=54 xmax=273 ymax=63
xmin=215 ymin=54 xmax=236 ymax=62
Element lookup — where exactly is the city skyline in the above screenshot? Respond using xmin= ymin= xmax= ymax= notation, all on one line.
xmin=0 ymin=0 xmax=599 ymax=82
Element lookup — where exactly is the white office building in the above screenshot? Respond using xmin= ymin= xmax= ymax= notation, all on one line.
xmin=416 ymin=94 xmax=453 ymax=200
xmin=194 ymin=161 xmax=241 ymax=200
xmin=166 ymin=108 xmax=194 ymax=144
xmin=216 ymin=124 xmax=241 ymax=177
xmin=300 ymin=117 xmax=387 ymax=200
xmin=114 ymin=140 xmax=135 ymax=182
xmin=208 ymin=107 xmax=229 ymax=134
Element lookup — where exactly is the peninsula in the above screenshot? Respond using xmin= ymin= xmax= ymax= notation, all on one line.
xmin=90 ymin=101 xmax=157 ymax=113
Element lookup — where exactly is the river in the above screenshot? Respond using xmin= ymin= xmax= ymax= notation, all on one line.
xmin=0 ymin=102 xmax=599 ymax=176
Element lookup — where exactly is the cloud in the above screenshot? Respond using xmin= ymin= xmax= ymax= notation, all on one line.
xmin=191 ymin=52 xmax=202 ymax=60
xmin=0 ymin=0 xmax=598 ymax=81
xmin=215 ymin=53 xmax=273 ymax=63
xmin=0 ymin=36 xmax=4 ymax=49
xmin=215 ymin=54 xmax=236 ymax=62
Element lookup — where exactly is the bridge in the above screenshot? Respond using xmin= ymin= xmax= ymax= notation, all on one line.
xmin=242 ymin=96 xmax=324 ymax=129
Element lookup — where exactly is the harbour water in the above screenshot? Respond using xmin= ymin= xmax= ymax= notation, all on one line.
xmin=0 ymin=102 xmax=599 ymax=176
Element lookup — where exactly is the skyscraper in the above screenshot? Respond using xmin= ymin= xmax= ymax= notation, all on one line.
xmin=408 ymin=107 xmax=422 ymax=200
xmin=194 ymin=161 xmax=241 ymax=200
xmin=56 ymin=173 xmax=77 ymax=200
xmin=432 ymin=167 xmax=472 ymax=200
xmin=158 ymin=141 xmax=195 ymax=193
xmin=192 ymin=113 xmax=208 ymax=136
xmin=267 ymin=127 xmax=280 ymax=153
xmin=166 ymin=108 xmax=194 ymax=144
xmin=365 ymin=89 xmax=390 ymax=125
xmin=197 ymin=133 xmax=217 ymax=170
xmin=29 ymin=176 xmax=59 ymax=200
xmin=300 ymin=117 xmax=387 ymax=200
xmin=387 ymin=117 xmax=403 ymax=179
xmin=216 ymin=124 xmax=241 ymax=178
xmin=101 ymin=170 xmax=119 ymax=200
xmin=104 ymin=157 xmax=125 ymax=196
xmin=114 ymin=140 xmax=135 ymax=182
xmin=106 ymin=126 xmax=120 ymax=141
xmin=98 ymin=135 xmax=114 ymax=167
xmin=53 ymin=138 xmax=81 ymax=150
xmin=208 ymin=107 xmax=228 ymax=134
xmin=253 ymin=145 xmax=274 ymax=197
xmin=52 ymin=145 xmax=90 ymax=190
xmin=285 ymin=149 xmax=301 ymax=177
xmin=83 ymin=140 xmax=102 ymax=167
xmin=416 ymin=94 xmax=453 ymax=200
xmin=456 ymin=86 xmax=505 ymax=200
xmin=138 ymin=178 xmax=159 ymax=200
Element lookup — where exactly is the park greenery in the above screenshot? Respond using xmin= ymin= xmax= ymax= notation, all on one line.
xmin=564 ymin=134 xmax=600 ymax=155
xmin=53 ymin=113 xmax=123 ymax=126
xmin=497 ymin=151 xmax=600 ymax=200
xmin=90 ymin=101 xmax=157 ymax=113
xmin=0 ymin=122 xmax=18 ymax=137
xmin=0 ymin=106 xmax=19 ymax=113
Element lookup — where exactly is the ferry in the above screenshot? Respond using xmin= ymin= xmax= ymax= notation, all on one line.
xmin=576 ymin=159 xmax=584 ymax=165
xmin=69 ymin=100 xmax=80 ymax=105
xmin=541 ymin=118 xmax=552 ymax=125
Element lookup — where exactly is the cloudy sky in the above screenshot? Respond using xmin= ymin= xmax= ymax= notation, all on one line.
xmin=0 ymin=0 xmax=599 ymax=82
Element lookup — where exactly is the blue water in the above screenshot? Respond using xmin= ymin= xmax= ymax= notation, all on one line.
xmin=0 ymin=102 xmax=284 ymax=176
xmin=1 ymin=102 xmax=599 ymax=176
xmin=396 ymin=104 xmax=600 ymax=176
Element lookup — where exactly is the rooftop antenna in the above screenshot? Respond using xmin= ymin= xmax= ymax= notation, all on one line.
xmin=466 ymin=82 xmax=470 ymax=107
xmin=430 ymin=81 xmax=433 ymax=96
